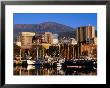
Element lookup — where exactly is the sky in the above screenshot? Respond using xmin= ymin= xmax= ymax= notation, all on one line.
xmin=14 ymin=13 xmax=97 ymax=28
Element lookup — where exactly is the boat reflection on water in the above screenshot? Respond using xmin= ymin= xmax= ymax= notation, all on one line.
xmin=13 ymin=65 xmax=97 ymax=75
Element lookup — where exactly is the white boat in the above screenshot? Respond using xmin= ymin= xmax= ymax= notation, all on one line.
xmin=27 ymin=60 xmax=36 ymax=65
xmin=26 ymin=56 xmax=35 ymax=65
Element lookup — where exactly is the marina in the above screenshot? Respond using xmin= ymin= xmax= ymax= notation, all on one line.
xmin=14 ymin=63 xmax=97 ymax=75
xmin=14 ymin=56 xmax=97 ymax=75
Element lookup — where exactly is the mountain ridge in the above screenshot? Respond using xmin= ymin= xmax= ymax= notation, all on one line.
xmin=14 ymin=22 xmax=74 ymax=33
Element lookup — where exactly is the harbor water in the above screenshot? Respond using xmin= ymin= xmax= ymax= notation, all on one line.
xmin=14 ymin=65 xmax=97 ymax=75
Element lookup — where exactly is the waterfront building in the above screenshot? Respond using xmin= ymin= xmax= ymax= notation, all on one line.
xmin=70 ymin=38 xmax=77 ymax=45
xmin=52 ymin=34 xmax=59 ymax=44
xmin=32 ymin=35 xmax=37 ymax=45
xmin=20 ymin=32 xmax=35 ymax=49
xmin=17 ymin=32 xmax=36 ymax=57
xmin=76 ymin=25 xmax=96 ymax=43
xmin=32 ymin=33 xmax=43 ymax=44
xmin=80 ymin=44 xmax=97 ymax=59
xmin=44 ymin=32 xmax=53 ymax=44
xmin=75 ymin=25 xmax=97 ymax=59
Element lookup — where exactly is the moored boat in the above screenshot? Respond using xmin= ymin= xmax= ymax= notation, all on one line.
xmin=27 ymin=60 xmax=36 ymax=65
xmin=26 ymin=56 xmax=35 ymax=65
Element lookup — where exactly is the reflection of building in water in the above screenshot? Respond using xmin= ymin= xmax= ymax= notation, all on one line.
xmin=13 ymin=66 xmax=97 ymax=75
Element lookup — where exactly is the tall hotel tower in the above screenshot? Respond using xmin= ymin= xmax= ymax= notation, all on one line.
xmin=75 ymin=25 xmax=96 ymax=58
xmin=76 ymin=25 xmax=96 ymax=43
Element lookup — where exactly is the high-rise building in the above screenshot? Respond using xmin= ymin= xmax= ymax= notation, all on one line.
xmin=20 ymin=32 xmax=35 ymax=49
xmin=44 ymin=32 xmax=53 ymax=44
xmin=52 ymin=34 xmax=59 ymax=44
xmin=76 ymin=25 xmax=96 ymax=58
xmin=76 ymin=25 xmax=96 ymax=43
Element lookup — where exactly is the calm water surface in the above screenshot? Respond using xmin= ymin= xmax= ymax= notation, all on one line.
xmin=14 ymin=65 xmax=97 ymax=75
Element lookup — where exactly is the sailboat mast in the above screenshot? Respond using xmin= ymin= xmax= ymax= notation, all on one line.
xmin=37 ymin=46 xmax=38 ymax=59
xmin=20 ymin=48 xmax=21 ymax=61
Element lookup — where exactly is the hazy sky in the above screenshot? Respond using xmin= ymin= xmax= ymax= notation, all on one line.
xmin=14 ymin=13 xmax=97 ymax=28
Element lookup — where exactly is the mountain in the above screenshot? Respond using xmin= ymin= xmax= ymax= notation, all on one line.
xmin=58 ymin=30 xmax=76 ymax=39
xmin=14 ymin=22 xmax=75 ymax=40
xmin=14 ymin=22 xmax=74 ymax=33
